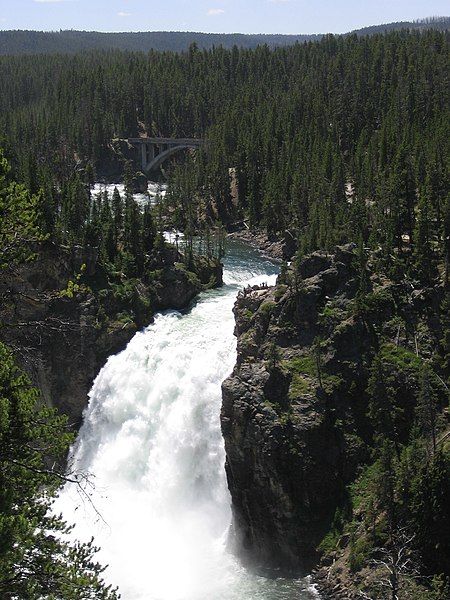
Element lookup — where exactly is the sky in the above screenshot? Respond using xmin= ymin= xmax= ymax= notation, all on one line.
xmin=0 ymin=0 xmax=448 ymax=35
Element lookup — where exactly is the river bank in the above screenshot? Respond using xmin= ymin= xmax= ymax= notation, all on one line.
xmin=0 ymin=239 xmax=221 ymax=429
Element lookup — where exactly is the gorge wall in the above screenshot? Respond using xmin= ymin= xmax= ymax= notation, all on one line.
xmin=1 ymin=241 xmax=222 ymax=428
xmin=221 ymin=243 xmax=447 ymax=584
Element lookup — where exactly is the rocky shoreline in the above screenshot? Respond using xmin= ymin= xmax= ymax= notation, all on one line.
xmin=312 ymin=567 xmax=360 ymax=599
xmin=227 ymin=228 xmax=297 ymax=262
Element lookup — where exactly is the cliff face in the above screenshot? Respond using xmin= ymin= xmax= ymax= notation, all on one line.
xmin=222 ymin=244 xmax=364 ymax=573
xmin=221 ymin=244 xmax=445 ymax=577
xmin=1 ymin=241 xmax=222 ymax=428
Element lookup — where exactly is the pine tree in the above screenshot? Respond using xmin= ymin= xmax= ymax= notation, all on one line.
xmin=368 ymin=354 xmax=401 ymax=457
xmin=416 ymin=364 xmax=439 ymax=455
xmin=0 ymin=343 xmax=118 ymax=599
xmin=0 ymin=150 xmax=44 ymax=270
xmin=413 ymin=183 xmax=436 ymax=283
xmin=443 ymin=192 xmax=450 ymax=285
xmin=112 ymin=187 xmax=123 ymax=250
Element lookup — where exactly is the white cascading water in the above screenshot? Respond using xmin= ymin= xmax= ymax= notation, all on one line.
xmin=55 ymin=241 xmax=319 ymax=600
xmin=92 ymin=182 xmax=167 ymax=206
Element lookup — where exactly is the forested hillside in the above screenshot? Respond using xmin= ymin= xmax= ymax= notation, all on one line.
xmin=0 ymin=18 xmax=448 ymax=56
xmin=1 ymin=29 xmax=448 ymax=260
xmin=0 ymin=29 xmax=320 ymax=55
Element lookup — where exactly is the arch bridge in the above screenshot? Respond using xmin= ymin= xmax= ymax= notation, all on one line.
xmin=128 ymin=137 xmax=204 ymax=175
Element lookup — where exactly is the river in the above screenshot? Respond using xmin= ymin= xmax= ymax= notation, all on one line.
xmin=55 ymin=240 xmax=319 ymax=600
xmin=92 ymin=182 xmax=166 ymax=206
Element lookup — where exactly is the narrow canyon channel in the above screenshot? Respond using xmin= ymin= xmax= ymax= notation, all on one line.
xmin=55 ymin=240 xmax=320 ymax=600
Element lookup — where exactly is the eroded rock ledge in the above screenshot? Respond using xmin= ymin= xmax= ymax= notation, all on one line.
xmin=1 ymin=241 xmax=222 ymax=429
xmin=222 ymin=244 xmax=362 ymax=574
xmin=228 ymin=228 xmax=297 ymax=261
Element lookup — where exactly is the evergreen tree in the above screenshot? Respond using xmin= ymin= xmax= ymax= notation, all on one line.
xmin=0 ymin=343 xmax=118 ymax=599
xmin=414 ymin=182 xmax=437 ymax=282
xmin=0 ymin=149 xmax=44 ymax=269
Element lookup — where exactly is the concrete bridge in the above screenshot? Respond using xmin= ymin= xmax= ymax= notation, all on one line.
xmin=128 ymin=137 xmax=204 ymax=175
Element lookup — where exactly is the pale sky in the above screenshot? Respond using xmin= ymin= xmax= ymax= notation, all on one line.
xmin=0 ymin=0 xmax=448 ymax=35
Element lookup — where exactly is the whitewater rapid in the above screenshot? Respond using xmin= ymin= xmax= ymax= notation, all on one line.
xmin=92 ymin=181 xmax=167 ymax=206
xmin=55 ymin=241 xmax=319 ymax=600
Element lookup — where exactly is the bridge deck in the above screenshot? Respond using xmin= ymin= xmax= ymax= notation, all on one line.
xmin=128 ymin=137 xmax=203 ymax=145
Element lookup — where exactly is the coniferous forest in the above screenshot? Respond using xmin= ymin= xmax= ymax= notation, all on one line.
xmin=1 ymin=18 xmax=448 ymax=56
xmin=0 ymin=30 xmax=448 ymax=260
xmin=0 ymin=24 xmax=449 ymax=600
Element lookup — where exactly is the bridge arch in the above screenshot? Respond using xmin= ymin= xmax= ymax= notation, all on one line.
xmin=144 ymin=144 xmax=198 ymax=174
xmin=128 ymin=137 xmax=204 ymax=175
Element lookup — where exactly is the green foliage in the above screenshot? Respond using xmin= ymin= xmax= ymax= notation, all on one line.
xmin=414 ymin=181 xmax=438 ymax=283
xmin=0 ymin=27 xmax=449 ymax=596
xmin=0 ymin=30 xmax=447 ymax=268
xmin=266 ymin=342 xmax=281 ymax=371
xmin=109 ymin=278 xmax=153 ymax=326
xmin=410 ymin=451 xmax=450 ymax=575
xmin=357 ymin=288 xmax=396 ymax=322
xmin=335 ymin=430 xmax=450 ymax=585
xmin=288 ymin=374 xmax=311 ymax=398
xmin=282 ymin=352 xmax=343 ymax=396
xmin=259 ymin=300 xmax=276 ymax=315
xmin=283 ymin=356 xmax=316 ymax=398
xmin=0 ymin=343 xmax=118 ymax=599
xmin=0 ymin=149 xmax=45 ymax=269
xmin=284 ymin=355 xmax=317 ymax=378
xmin=60 ymin=263 xmax=89 ymax=298
xmin=1 ymin=21 xmax=449 ymax=55
xmin=440 ymin=292 xmax=450 ymax=382
xmin=274 ymin=284 xmax=288 ymax=301
xmin=368 ymin=345 xmax=426 ymax=451
xmin=379 ymin=343 xmax=423 ymax=372
xmin=318 ymin=505 xmax=351 ymax=554
xmin=318 ymin=304 xmax=342 ymax=323
xmin=348 ymin=536 xmax=372 ymax=573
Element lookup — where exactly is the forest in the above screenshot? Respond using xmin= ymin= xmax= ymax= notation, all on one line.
xmin=1 ymin=18 xmax=449 ymax=56
xmin=0 ymin=29 xmax=448 ymax=265
xmin=0 ymin=25 xmax=449 ymax=598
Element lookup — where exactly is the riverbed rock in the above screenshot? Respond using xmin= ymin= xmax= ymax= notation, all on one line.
xmin=228 ymin=229 xmax=298 ymax=261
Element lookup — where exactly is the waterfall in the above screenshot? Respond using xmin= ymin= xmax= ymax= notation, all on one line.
xmin=55 ymin=241 xmax=319 ymax=600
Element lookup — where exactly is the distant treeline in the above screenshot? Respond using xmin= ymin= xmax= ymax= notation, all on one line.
xmin=0 ymin=17 xmax=448 ymax=55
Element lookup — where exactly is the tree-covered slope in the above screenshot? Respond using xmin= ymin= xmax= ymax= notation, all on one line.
xmin=0 ymin=156 xmax=120 ymax=598
xmin=1 ymin=29 xmax=448 ymax=268
xmin=0 ymin=149 xmax=223 ymax=427
xmin=0 ymin=26 xmax=448 ymax=597
xmin=0 ymin=17 xmax=448 ymax=56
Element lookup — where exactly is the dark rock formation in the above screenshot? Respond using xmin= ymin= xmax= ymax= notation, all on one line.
xmin=222 ymin=242 xmax=446 ymax=580
xmin=228 ymin=229 xmax=297 ymax=261
xmin=221 ymin=244 xmax=391 ymax=575
xmin=1 ymin=241 xmax=222 ymax=429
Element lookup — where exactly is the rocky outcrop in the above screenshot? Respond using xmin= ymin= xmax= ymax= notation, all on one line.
xmin=228 ymin=228 xmax=297 ymax=261
xmin=221 ymin=243 xmax=405 ymax=576
xmin=1 ymin=241 xmax=222 ymax=429
xmin=222 ymin=242 xmax=447 ymax=582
